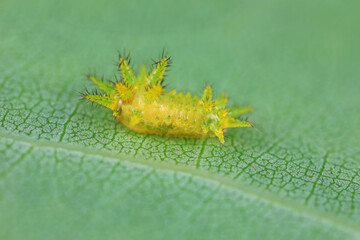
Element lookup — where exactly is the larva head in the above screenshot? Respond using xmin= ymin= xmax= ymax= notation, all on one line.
xmin=118 ymin=54 xmax=171 ymax=87
xmin=116 ymin=55 xmax=170 ymax=104
xmin=83 ymin=54 xmax=171 ymax=115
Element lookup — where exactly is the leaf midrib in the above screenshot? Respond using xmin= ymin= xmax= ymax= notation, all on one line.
xmin=0 ymin=130 xmax=359 ymax=236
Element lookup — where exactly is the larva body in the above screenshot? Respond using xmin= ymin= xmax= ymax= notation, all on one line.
xmin=119 ymin=90 xmax=208 ymax=139
xmin=83 ymin=54 xmax=253 ymax=144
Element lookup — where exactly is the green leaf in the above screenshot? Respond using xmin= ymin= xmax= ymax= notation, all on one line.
xmin=1 ymin=0 xmax=359 ymax=239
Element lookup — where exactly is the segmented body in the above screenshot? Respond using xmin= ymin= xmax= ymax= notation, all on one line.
xmin=119 ymin=90 xmax=207 ymax=138
xmin=83 ymin=54 xmax=253 ymax=144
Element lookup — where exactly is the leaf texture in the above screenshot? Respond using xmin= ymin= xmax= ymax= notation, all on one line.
xmin=0 ymin=0 xmax=360 ymax=239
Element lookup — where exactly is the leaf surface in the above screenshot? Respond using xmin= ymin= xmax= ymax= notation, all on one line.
xmin=0 ymin=0 xmax=359 ymax=239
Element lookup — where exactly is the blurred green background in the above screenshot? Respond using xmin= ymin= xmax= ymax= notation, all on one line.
xmin=1 ymin=0 xmax=359 ymax=239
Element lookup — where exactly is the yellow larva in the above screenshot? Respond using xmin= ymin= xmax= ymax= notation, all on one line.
xmin=82 ymin=53 xmax=253 ymax=144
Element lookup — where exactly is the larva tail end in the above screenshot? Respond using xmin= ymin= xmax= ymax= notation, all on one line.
xmin=209 ymin=125 xmax=225 ymax=144
xmin=227 ymin=107 xmax=253 ymax=118
xmin=214 ymin=94 xmax=228 ymax=109
xmin=223 ymin=117 xmax=253 ymax=129
xmin=201 ymin=86 xmax=213 ymax=102
xmin=200 ymin=86 xmax=213 ymax=112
